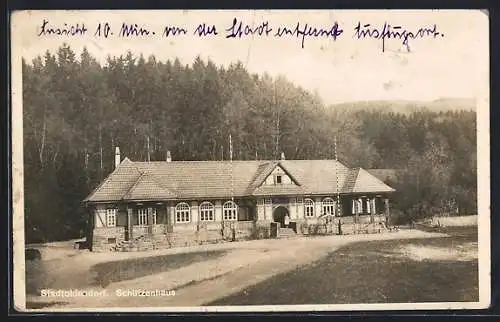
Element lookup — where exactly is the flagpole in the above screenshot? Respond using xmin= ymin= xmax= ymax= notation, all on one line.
xmin=335 ymin=135 xmax=341 ymax=217
xmin=229 ymin=134 xmax=233 ymax=163
xmin=229 ymin=133 xmax=234 ymax=202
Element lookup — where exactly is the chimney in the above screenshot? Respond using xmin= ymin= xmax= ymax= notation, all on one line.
xmin=166 ymin=150 xmax=172 ymax=162
xmin=280 ymin=151 xmax=286 ymax=160
xmin=115 ymin=147 xmax=121 ymax=169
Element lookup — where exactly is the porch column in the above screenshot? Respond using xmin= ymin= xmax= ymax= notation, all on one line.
xmin=370 ymin=197 xmax=376 ymax=223
xmin=356 ymin=197 xmax=362 ymax=223
xmin=168 ymin=203 xmax=175 ymax=232
xmin=190 ymin=201 xmax=199 ymax=225
xmin=147 ymin=207 xmax=153 ymax=235
xmin=215 ymin=200 xmax=222 ymax=222
xmin=314 ymin=197 xmax=322 ymax=218
xmin=384 ymin=198 xmax=390 ymax=224
xmin=127 ymin=207 xmax=133 ymax=240
xmin=336 ymin=197 xmax=342 ymax=217
xmin=289 ymin=198 xmax=297 ymax=220
xmin=264 ymin=199 xmax=272 ymax=221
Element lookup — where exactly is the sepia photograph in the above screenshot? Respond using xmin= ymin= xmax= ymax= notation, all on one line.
xmin=10 ymin=9 xmax=490 ymax=312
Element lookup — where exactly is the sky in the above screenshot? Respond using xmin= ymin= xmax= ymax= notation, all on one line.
xmin=12 ymin=10 xmax=489 ymax=105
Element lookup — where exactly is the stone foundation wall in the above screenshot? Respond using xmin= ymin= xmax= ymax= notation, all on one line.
xmin=295 ymin=215 xmax=388 ymax=236
xmin=92 ymin=216 xmax=390 ymax=251
xmin=92 ymin=227 xmax=126 ymax=252
xmin=132 ymin=225 xmax=148 ymax=237
xmin=254 ymin=220 xmax=272 ymax=239
xmin=230 ymin=221 xmax=255 ymax=240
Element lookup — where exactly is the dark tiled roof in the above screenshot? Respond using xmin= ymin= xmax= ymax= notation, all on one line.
xmin=84 ymin=158 xmax=395 ymax=202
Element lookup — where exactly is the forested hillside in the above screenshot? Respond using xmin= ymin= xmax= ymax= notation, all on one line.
xmin=22 ymin=44 xmax=477 ymax=243
xmin=328 ymin=98 xmax=476 ymax=114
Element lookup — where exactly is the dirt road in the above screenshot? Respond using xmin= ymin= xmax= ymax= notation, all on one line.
xmin=25 ymin=229 xmax=447 ymax=310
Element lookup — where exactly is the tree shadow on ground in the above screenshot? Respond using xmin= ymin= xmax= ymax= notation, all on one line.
xmin=209 ymin=227 xmax=478 ymax=305
xmin=91 ymin=250 xmax=227 ymax=287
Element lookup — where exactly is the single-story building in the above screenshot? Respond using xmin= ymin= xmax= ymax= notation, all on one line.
xmin=83 ymin=148 xmax=395 ymax=251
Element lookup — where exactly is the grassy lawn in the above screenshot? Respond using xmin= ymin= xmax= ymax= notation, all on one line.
xmin=26 ymin=249 xmax=227 ymax=297
xmin=91 ymin=250 xmax=227 ymax=287
xmin=209 ymin=227 xmax=478 ymax=305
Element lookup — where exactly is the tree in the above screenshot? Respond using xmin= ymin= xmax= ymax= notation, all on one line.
xmin=22 ymin=45 xmax=478 ymax=241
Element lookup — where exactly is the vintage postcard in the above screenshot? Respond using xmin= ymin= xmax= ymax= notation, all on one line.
xmin=11 ymin=10 xmax=490 ymax=312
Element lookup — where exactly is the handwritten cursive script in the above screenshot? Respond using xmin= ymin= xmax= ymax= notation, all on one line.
xmin=38 ymin=19 xmax=88 ymax=37
xmin=36 ymin=18 xmax=444 ymax=52
xmin=274 ymin=21 xmax=343 ymax=49
xmin=354 ymin=22 xmax=444 ymax=52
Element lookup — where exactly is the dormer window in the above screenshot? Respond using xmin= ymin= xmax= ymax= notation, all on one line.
xmin=261 ymin=165 xmax=298 ymax=186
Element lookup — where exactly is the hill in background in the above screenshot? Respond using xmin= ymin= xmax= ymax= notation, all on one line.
xmin=328 ymin=98 xmax=476 ymax=114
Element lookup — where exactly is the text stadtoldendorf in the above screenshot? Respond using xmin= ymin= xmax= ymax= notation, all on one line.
xmin=37 ymin=18 xmax=445 ymax=52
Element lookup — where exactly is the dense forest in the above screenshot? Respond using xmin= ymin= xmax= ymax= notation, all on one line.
xmin=22 ymin=44 xmax=477 ymax=243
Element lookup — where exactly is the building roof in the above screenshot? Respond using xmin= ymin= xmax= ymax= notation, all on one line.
xmin=122 ymin=172 xmax=178 ymax=200
xmin=84 ymin=158 xmax=395 ymax=203
xmin=366 ymin=169 xmax=398 ymax=183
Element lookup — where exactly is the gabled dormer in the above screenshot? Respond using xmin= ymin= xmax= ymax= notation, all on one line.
xmin=249 ymin=161 xmax=304 ymax=196
xmin=262 ymin=164 xmax=299 ymax=186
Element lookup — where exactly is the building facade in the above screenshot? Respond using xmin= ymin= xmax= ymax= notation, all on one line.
xmin=83 ymin=148 xmax=395 ymax=252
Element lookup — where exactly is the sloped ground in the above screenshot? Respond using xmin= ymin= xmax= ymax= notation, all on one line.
xmin=419 ymin=215 xmax=477 ymax=228
xmin=24 ymin=229 xmax=454 ymax=310
xmin=210 ymin=226 xmax=478 ymax=305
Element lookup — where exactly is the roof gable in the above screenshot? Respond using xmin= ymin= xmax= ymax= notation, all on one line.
xmin=350 ymin=168 xmax=396 ymax=193
xmin=122 ymin=172 xmax=178 ymax=201
xmin=279 ymin=160 xmax=350 ymax=195
xmin=245 ymin=161 xmax=278 ymax=194
xmin=84 ymin=157 xmax=142 ymax=202
xmin=366 ymin=169 xmax=398 ymax=183
xmin=250 ymin=162 xmax=300 ymax=188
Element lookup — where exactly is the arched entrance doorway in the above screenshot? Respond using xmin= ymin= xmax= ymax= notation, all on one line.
xmin=273 ymin=206 xmax=289 ymax=227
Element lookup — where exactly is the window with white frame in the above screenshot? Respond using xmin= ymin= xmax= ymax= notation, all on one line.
xmin=138 ymin=208 xmax=148 ymax=226
xmin=199 ymin=202 xmax=215 ymax=221
xmin=351 ymin=199 xmax=363 ymax=214
xmin=366 ymin=199 xmax=372 ymax=214
xmin=322 ymin=198 xmax=335 ymax=216
xmin=106 ymin=208 xmax=117 ymax=227
xmin=304 ymin=198 xmax=315 ymax=218
xmin=175 ymin=202 xmax=191 ymax=223
xmin=223 ymin=201 xmax=238 ymax=221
